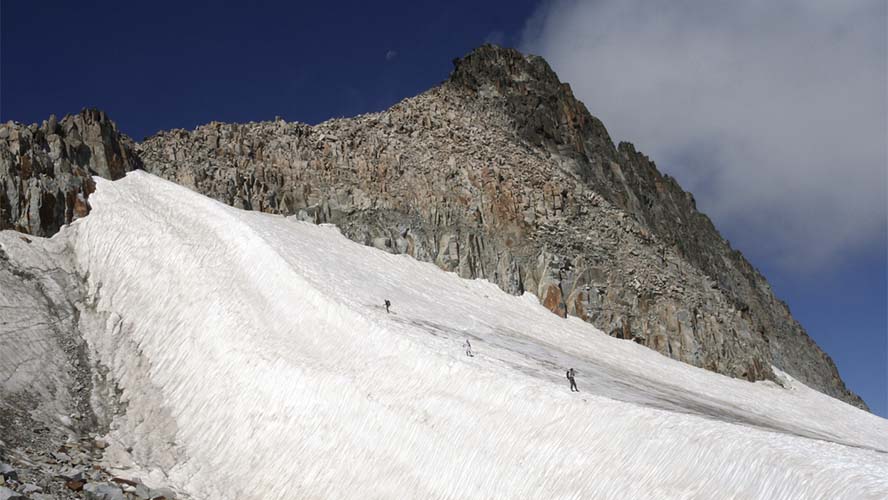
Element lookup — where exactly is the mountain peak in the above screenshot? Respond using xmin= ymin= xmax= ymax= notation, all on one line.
xmin=447 ymin=45 xmax=614 ymax=157
xmin=448 ymin=44 xmax=561 ymax=93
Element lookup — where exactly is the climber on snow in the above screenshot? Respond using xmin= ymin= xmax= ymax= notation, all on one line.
xmin=464 ymin=339 xmax=474 ymax=357
xmin=384 ymin=299 xmax=391 ymax=314
xmin=566 ymin=367 xmax=578 ymax=392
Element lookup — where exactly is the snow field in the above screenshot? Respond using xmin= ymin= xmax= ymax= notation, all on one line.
xmin=4 ymin=170 xmax=885 ymax=499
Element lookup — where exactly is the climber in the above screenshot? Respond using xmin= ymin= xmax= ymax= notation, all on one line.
xmin=566 ymin=367 xmax=578 ymax=392
xmin=464 ymin=339 xmax=474 ymax=357
xmin=384 ymin=299 xmax=391 ymax=314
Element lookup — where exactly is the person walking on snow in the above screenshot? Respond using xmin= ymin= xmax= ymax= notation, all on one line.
xmin=464 ymin=339 xmax=474 ymax=357
xmin=384 ymin=299 xmax=391 ymax=314
xmin=566 ymin=368 xmax=578 ymax=392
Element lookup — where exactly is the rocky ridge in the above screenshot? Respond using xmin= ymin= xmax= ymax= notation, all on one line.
xmin=0 ymin=45 xmax=864 ymax=409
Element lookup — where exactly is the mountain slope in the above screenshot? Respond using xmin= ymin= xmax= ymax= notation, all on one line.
xmin=1 ymin=171 xmax=885 ymax=499
xmin=0 ymin=45 xmax=865 ymax=409
xmin=137 ymin=45 xmax=863 ymax=407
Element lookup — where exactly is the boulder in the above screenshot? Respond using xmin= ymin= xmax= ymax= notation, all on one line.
xmin=0 ymin=486 xmax=25 ymax=500
xmin=84 ymin=482 xmax=125 ymax=500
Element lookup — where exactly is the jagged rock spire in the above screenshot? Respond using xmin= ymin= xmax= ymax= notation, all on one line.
xmin=0 ymin=109 xmax=141 ymax=235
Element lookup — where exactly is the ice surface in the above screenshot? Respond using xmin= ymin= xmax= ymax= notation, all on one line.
xmin=2 ymin=170 xmax=887 ymax=499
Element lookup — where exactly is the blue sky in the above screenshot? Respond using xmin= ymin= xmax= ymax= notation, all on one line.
xmin=0 ymin=1 xmax=538 ymax=140
xmin=2 ymin=1 xmax=885 ymax=416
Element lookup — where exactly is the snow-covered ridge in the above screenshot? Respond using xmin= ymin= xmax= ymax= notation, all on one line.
xmin=3 ymin=170 xmax=886 ymax=499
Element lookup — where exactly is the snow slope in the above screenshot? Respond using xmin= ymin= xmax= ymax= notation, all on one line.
xmin=2 ymin=170 xmax=887 ymax=499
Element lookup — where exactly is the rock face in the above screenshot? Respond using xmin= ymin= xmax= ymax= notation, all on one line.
xmin=0 ymin=46 xmax=865 ymax=409
xmin=0 ymin=109 xmax=142 ymax=236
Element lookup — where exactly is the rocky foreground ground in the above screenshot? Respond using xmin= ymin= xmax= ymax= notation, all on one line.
xmin=1 ymin=436 xmax=176 ymax=500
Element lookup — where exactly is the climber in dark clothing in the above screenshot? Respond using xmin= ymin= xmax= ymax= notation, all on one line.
xmin=384 ymin=299 xmax=391 ymax=314
xmin=566 ymin=368 xmax=578 ymax=392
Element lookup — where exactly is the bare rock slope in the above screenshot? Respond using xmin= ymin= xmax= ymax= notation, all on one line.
xmin=0 ymin=45 xmax=864 ymax=409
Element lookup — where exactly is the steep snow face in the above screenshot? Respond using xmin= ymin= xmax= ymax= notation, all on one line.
xmin=3 ymin=170 xmax=886 ymax=499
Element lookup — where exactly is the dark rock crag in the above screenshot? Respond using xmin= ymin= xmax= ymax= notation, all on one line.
xmin=0 ymin=45 xmax=865 ymax=409
xmin=0 ymin=109 xmax=142 ymax=236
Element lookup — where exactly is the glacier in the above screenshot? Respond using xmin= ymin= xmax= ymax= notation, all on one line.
xmin=1 ymin=170 xmax=886 ymax=499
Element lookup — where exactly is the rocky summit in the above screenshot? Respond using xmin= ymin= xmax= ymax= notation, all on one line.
xmin=0 ymin=45 xmax=865 ymax=410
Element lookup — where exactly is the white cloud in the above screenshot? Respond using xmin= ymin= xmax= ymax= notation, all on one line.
xmin=522 ymin=0 xmax=887 ymax=271
xmin=385 ymin=50 xmax=398 ymax=61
